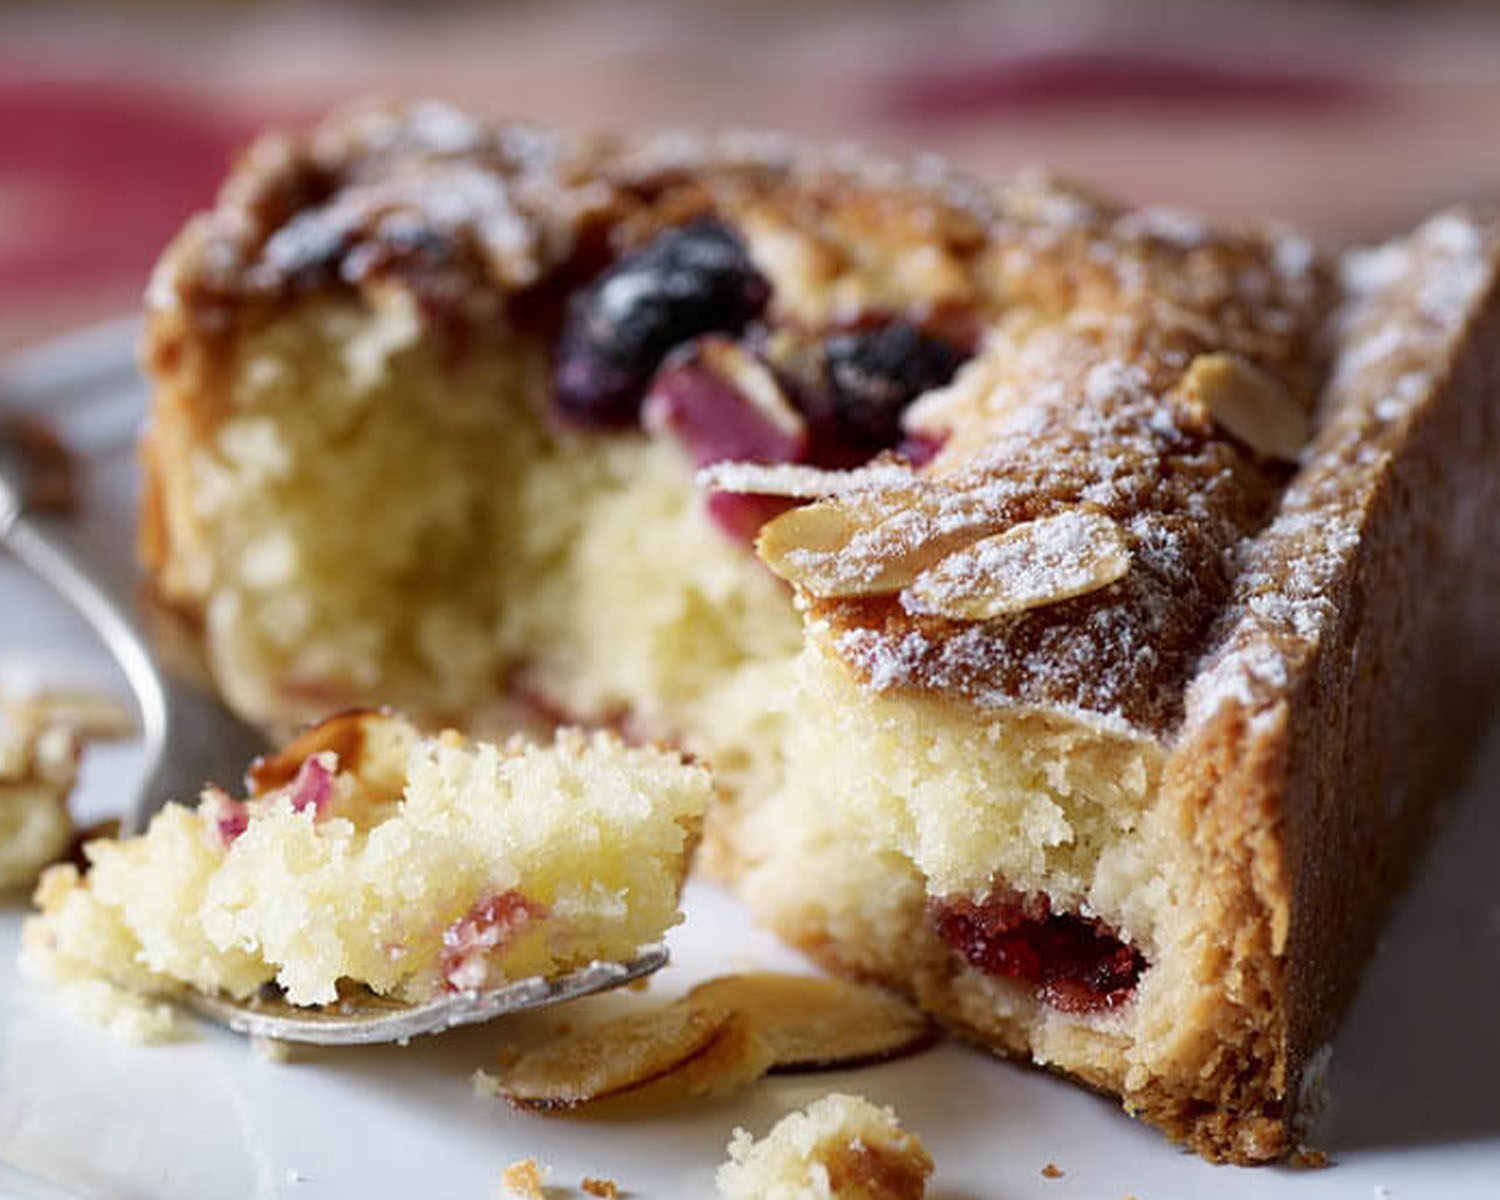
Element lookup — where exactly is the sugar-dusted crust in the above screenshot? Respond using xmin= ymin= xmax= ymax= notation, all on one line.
xmin=1155 ymin=214 xmax=1500 ymax=1156
xmin=135 ymin=102 xmax=1500 ymax=1161
xmin=141 ymin=102 xmax=1329 ymax=733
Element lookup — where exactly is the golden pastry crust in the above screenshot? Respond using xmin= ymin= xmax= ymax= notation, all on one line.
xmin=135 ymin=102 xmax=1500 ymax=1162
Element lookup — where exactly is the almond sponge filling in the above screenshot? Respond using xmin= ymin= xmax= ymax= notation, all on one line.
xmin=145 ymin=293 xmax=1178 ymax=1075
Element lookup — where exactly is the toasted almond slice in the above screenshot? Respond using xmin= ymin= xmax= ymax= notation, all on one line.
xmin=687 ymin=973 xmax=936 ymax=1072
xmin=495 ymin=1002 xmax=734 ymax=1110
xmin=903 ymin=509 xmax=1130 ymax=620
xmin=697 ymin=459 xmax=917 ymax=500
xmin=676 ymin=1009 xmax=775 ymax=1096
xmin=245 ymin=709 xmax=412 ymax=797
xmin=756 ymin=491 xmax=978 ymax=598
xmin=1182 ymin=352 xmax=1310 ymax=462
xmin=696 ymin=337 xmax=807 ymax=442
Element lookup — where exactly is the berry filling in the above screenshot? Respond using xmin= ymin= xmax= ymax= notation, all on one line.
xmin=204 ymin=787 xmax=250 ymax=847
xmin=440 ymin=889 xmax=547 ymax=992
xmin=797 ymin=320 xmax=965 ymax=466
xmin=553 ymin=218 xmax=770 ymax=428
xmin=930 ymin=887 xmax=1145 ymax=1014
xmin=549 ymin=218 xmax=969 ymax=540
xmin=643 ymin=338 xmax=810 ymax=468
xmin=286 ymin=754 xmax=334 ymax=815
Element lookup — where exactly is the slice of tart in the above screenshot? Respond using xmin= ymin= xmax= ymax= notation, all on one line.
xmin=136 ymin=102 xmax=1500 ymax=1159
xmin=22 ymin=710 xmax=708 ymax=1035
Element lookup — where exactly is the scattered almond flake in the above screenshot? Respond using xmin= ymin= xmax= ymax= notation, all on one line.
xmin=677 ymin=1010 xmax=776 ymax=1098
xmin=1181 ymin=353 xmax=1309 ymax=462
xmin=501 ymin=1158 xmax=549 ymax=1199
xmin=492 ymin=1002 xmax=734 ymax=1109
xmin=581 ymin=1179 xmax=620 ymax=1199
xmin=698 ymin=459 xmax=915 ymax=499
xmin=686 ymin=973 xmax=935 ymax=1072
xmin=903 ymin=510 xmax=1130 ymax=621
xmin=1040 ymin=1162 xmax=1065 ymax=1179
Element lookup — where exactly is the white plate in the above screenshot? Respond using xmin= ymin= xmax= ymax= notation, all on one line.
xmin=1 ymin=323 xmax=1496 ymax=1200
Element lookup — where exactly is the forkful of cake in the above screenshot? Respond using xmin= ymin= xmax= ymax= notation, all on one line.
xmin=3 ymin=428 xmax=697 ymax=1045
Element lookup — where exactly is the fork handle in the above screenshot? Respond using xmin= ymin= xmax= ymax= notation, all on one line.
xmin=1 ymin=430 xmax=169 ymax=831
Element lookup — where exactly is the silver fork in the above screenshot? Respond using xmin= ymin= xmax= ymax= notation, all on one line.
xmin=0 ymin=411 xmax=666 ymax=1044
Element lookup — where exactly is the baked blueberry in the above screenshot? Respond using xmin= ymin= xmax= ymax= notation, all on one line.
xmin=553 ymin=219 xmax=770 ymax=426
xmin=819 ymin=321 xmax=964 ymax=450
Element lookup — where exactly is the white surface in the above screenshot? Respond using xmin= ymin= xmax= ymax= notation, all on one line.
xmin=1 ymin=325 xmax=1497 ymax=1199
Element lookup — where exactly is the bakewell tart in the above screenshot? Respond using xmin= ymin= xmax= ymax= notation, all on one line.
xmin=136 ymin=102 xmax=1500 ymax=1160
xmin=22 ymin=710 xmax=708 ymax=1038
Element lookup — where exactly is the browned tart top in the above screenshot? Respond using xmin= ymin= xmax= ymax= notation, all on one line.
xmin=149 ymin=102 xmax=1497 ymax=740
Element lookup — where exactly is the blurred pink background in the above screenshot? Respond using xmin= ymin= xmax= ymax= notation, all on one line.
xmin=4 ymin=0 xmax=1500 ymax=352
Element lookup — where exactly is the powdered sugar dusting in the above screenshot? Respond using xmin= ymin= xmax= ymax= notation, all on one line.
xmin=1188 ymin=210 xmax=1498 ymax=728
xmin=697 ymin=459 xmax=915 ymax=499
xmin=902 ymin=509 xmax=1130 ymax=620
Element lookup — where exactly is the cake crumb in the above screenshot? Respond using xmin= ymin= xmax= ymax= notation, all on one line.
xmin=581 ymin=1177 xmax=620 ymax=1198
xmin=501 ymin=1158 xmax=548 ymax=1198
xmin=1041 ymin=1162 xmax=1064 ymax=1179
xmin=472 ymin=1069 xmax=503 ymax=1098
xmin=717 ymin=1093 xmax=931 ymax=1199
xmin=1290 ymin=1147 xmax=1331 ymax=1169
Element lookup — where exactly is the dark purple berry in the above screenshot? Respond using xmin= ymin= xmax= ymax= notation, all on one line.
xmin=820 ymin=321 xmax=964 ymax=449
xmin=552 ymin=219 xmax=770 ymax=427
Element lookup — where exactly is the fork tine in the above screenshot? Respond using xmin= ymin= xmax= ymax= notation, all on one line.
xmin=181 ymin=946 xmax=670 ymax=1045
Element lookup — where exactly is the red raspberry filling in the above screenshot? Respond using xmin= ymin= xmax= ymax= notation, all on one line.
xmin=440 ymin=890 xmax=547 ymax=992
xmin=930 ymin=887 xmax=1145 ymax=1014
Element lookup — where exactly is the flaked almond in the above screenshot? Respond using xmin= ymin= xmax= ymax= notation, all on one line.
xmin=494 ymin=1001 xmax=734 ymax=1110
xmin=696 ymin=337 xmax=806 ymax=443
xmin=246 ymin=709 xmax=412 ymax=798
xmin=1182 ymin=352 xmax=1309 ymax=462
xmin=687 ymin=973 xmax=936 ymax=1072
xmin=903 ymin=509 xmax=1130 ymax=620
xmin=757 ymin=491 xmax=981 ymax=599
xmin=674 ymin=1009 xmax=775 ymax=1097
xmin=697 ymin=459 xmax=917 ymax=500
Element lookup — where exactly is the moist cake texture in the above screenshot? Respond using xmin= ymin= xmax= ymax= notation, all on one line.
xmin=22 ymin=711 xmax=707 ymax=1034
xmin=137 ymin=102 xmax=1500 ymax=1159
